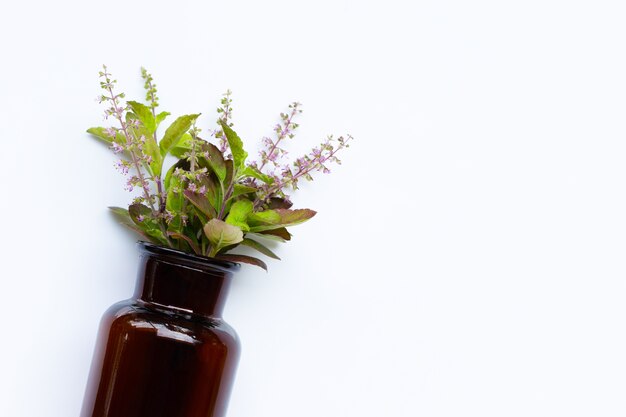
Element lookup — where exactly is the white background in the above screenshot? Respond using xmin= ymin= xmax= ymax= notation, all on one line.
xmin=1 ymin=1 xmax=626 ymax=416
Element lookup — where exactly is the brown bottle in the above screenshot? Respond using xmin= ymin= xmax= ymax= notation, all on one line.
xmin=81 ymin=242 xmax=241 ymax=417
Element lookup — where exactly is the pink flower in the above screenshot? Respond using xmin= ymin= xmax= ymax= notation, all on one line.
xmin=111 ymin=142 xmax=124 ymax=154
xmin=115 ymin=161 xmax=129 ymax=175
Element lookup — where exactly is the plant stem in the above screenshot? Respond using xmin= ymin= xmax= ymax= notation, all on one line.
xmin=217 ymin=176 xmax=235 ymax=220
xmin=103 ymin=69 xmax=171 ymax=246
xmin=156 ymin=179 xmax=165 ymax=213
xmin=146 ymin=74 xmax=166 ymax=214
xmin=254 ymin=136 xmax=350 ymax=209
xmin=104 ymin=83 xmax=156 ymax=214
xmin=258 ymin=103 xmax=299 ymax=172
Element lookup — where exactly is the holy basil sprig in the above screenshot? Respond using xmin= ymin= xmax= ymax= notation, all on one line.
xmin=88 ymin=66 xmax=350 ymax=270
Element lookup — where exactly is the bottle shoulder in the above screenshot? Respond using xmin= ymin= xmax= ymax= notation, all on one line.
xmin=100 ymin=299 xmax=239 ymax=347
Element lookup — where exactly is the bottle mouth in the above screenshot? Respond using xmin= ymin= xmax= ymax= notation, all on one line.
xmin=137 ymin=241 xmax=241 ymax=273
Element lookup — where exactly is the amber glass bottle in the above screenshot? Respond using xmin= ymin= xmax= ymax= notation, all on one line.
xmin=81 ymin=242 xmax=241 ymax=417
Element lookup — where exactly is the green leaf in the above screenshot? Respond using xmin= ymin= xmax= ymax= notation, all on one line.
xmin=146 ymin=229 xmax=167 ymax=244
xmin=166 ymin=174 xmax=184 ymax=212
xmin=190 ymin=206 xmax=209 ymax=225
xmin=128 ymin=204 xmax=167 ymax=244
xmin=87 ymin=127 xmax=112 ymax=144
xmin=240 ymin=165 xmax=274 ymax=184
xmin=225 ymin=200 xmax=253 ymax=232
xmin=164 ymin=159 xmax=190 ymax=191
xmin=123 ymin=112 xmax=163 ymax=175
xmin=109 ymin=207 xmax=155 ymax=241
xmin=217 ymin=254 xmax=268 ymax=271
xmin=156 ymin=111 xmax=170 ymax=128
xmin=87 ymin=127 xmax=125 ymax=145
xmin=127 ymin=101 xmax=156 ymax=133
xmin=166 ymin=174 xmax=185 ymax=233
xmin=232 ymin=184 xmax=257 ymax=198
xmin=160 ymin=114 xmax=200 ymax=157
xmin=241 ymin=238 xmax=280 ymax=260
xmin=248 ymin=209 xmax=316 ymax=232
xmin=219 ymin=120 xmax=248 ymax=170
xmin=248 ymin=210 xmax=281 ymax=226
xmin=169 ymin=133 xmax=193 ymax=159
xmin=204 ymin=219 xmax=243 ymax=255
xmin=108 ymin=206 xmax=134 ymax=227
xmin=144 ymin=136 xmax=163 ymax=177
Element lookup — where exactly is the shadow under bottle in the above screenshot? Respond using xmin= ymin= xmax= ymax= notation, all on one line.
xmin=81 ymin=242 xmax=241 ymax=417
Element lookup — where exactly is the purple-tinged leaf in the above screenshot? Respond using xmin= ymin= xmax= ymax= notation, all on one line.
xmin=217 ymin=254 xmax=268 ymax=271
xmin=167 ymin=232 xmax=201 ymax=255
xmin=259 ymin=227 xmax=292 ymax=241
xmin=267 ymin=197 xmax=293 ymax=209
xmin=216 ymin=243 xmax=239 ymax=255
xmin=241 ymin=238 xmax=281 ymax=260
xmin=121 ymin=223 xmax=153 ymax=242
xmin=224 ymin=159 xmax=234 ymax=186
xmin=184 ymin=190 xmax=216 ymax=219
xmin=274 ymin=208 xmax=316 ymax=225
xmin=200 ymin=174 xmax=222 ymax=213
xmin=128 ymin=204 xmax=152 ymax=226
xmin=200 ymin=142 xmax=227 ymax=181
xmin=248 ymin=209 xmax=316 ymax=232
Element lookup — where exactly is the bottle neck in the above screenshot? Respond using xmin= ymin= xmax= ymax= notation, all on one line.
xmin=133 ymin=243 xmax=240 ymax=318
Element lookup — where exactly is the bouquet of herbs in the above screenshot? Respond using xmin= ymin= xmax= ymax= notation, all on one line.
xmin=88 ymin=66 xmax=350 ymax=270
